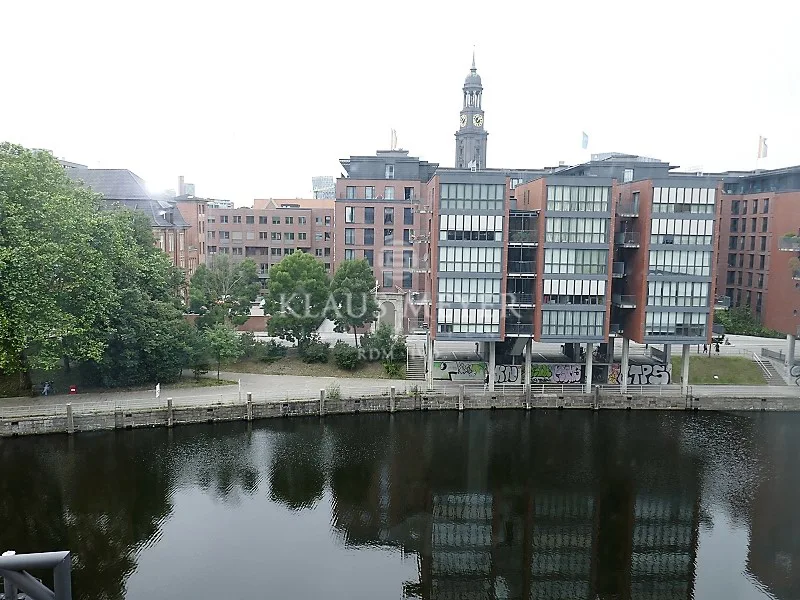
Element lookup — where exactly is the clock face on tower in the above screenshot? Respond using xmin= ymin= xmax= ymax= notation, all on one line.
xmin=473 ymin=114 xmax=484 ymax=127
xmin=460 ymin=114 xmax=467 ymax=128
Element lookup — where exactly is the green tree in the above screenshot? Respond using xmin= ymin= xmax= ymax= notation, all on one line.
xmin=203 ymin=323 xmax=243 ymax=380
xmin=189 ymin=254 xmax=261 ymax=327
xmin=0 ymin=144 xmax=117 ymax=389
xmin=328 ymin=259 xmax=378 ymax=346
xmin=264 ymin=251 xmax=330 ymax=347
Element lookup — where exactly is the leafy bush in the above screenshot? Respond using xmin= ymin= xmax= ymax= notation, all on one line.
xmin=325 ymin=382 xmax=341 ymax=400
xmin=333 ymin=341 xmax=361 ymax=370
xmin=714 ymin=305 xmax=785 ymax=338
xmin=361 ymin=324 xmax=405 ymax=362
xmin=383 ymin=361 xmax=404 ymax=379
xmin=261 ymin=339 xmax=287 ymax=363
xmin=300 ymin=334 xmax=329 ymax=364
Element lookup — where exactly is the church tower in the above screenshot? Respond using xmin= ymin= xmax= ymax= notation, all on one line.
xmin=455 ymin=52 xmax=488 ymax=169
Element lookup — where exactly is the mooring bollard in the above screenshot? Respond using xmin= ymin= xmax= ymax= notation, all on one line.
xmin=66 ymin=403 xmax=74 ymax=435
xmin=458 ymin=385 xmax=465 ymax=411
xmin=167 ymin=397 xmax=174 ymax=428
xmin=319 ymin=388 xmax=326 ymax=417
xmin=389 ymin=386 xmax=396 ymax=413
xmin=246 ymin=392 xmax=253 ymax=421
xmin=593 ymin=385 xmax=600 ymax=410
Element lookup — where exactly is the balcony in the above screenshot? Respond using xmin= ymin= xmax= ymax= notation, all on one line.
xmin=615 ymin=231 xmax=640 ymax=247
xmin=505 ymin=323 xmax=534 ymax=336
xmin=610 ymin=323 xmax=624 ymax=336
xmin=612 ymin=262 xmax=626 ymax=278
xmin=793 ymin=270 xmax=800 ymax=281
xmin=779 ymin=235 xmax=800 ymax=251
xmin=506 ymin=293 xmax=535 ymax=306
xmin=508 ymin=230 xmax=539 ymax=245
xmin=714 ymin=295 xmax=731 ymax=310
xmin=410 ymin=292 xmax=431 ymax=305
xmin=612 ymin=294 xmax=637 ymax=308
xmin=507 ymin=260 xmax=537 ymax=276
xmin=617 ymin=199 xmax=640 ymax=217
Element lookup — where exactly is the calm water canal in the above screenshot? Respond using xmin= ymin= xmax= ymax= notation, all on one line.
xmin=1 ymin=410 xmax=798 ymax=599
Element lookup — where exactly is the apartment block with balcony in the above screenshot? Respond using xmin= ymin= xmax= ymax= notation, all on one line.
xmin=206 ymin=198 xmax=333 ymax=284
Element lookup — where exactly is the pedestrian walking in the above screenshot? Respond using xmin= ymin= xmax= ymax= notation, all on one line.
xmin=703 ymin=344 xmax=708 ymax=354
xmin=715 ymin=343 xmax=720 ymax=355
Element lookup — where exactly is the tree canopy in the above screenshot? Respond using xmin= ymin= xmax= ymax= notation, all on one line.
xmin=264 ymin=251 xmax=329 ymax=345
xmin=189 ymin=254 xmax=261 ymax=327
xmin=328 ymin=259 xmax=378 ymax=346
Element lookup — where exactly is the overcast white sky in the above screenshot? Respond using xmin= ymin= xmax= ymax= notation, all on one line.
xmin=2 ymin=0 xmax=799 ymax=204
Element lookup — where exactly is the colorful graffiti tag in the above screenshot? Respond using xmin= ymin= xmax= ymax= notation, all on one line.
xmin=607 ymin=363 xmax=672 ymax=385
xmin=529 ymin=363 xmax=584 ymax=384
xmin=433 ymin=362 xmax=523 ymax=384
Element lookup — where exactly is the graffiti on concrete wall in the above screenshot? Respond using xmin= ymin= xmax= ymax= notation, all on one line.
xmin=529 ymin=363 xmax=583 ymax=384
xmin=494 ymin=365 xmax=521 ymax=384
xmin=608 ymin=363 xmax=622 ymax=385
xmin=791 ymin=365 xmax=800 ymax=386
xmin=433 ymin=361 xmax=487 ymax=382
xmin=626 ymin=363 xmax=672 ymax=385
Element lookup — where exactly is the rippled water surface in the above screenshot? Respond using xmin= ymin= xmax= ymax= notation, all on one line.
xmin=1 ymin=410 xmax=798 ymax=599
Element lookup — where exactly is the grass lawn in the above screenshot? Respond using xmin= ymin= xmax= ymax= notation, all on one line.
xmin=227 ymin=352 xmax=399 ymax=379
xmin=671 ymin=355 xmax=766 ymax=385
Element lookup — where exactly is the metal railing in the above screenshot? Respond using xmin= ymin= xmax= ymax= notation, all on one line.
xmin=507 ymin=260 xmax=537 ymax=274
xmin=714 ymin=296 xmax=731 ymax=309
xmin=409 ymin=292 xmax=431 ymax=305
xmin=617 ymin=200 xmax=640 ymax=216
xmin=0 ymin=550 xmax=72 ymax=600
xmin=612 ymin=294 xmax=637 ymax=307
xmin=615 ymin=231 xmax=641 ymax=246
xmin=506 ymin=293 xmax=534 ymax=305
xmin=753 ymin=352 xmax=772 ymax=379
xmin=612 ymin=262 xmax=626 ymax=277
xmin=505 ymin=323 xmax=534 ymax=335
xmin=778 ymin=236 xmax=800 ymax=251
xmin=761 ymin=347 xmax=799 ymax=365
xmin=508 ymin=230 xmax=539 ymax=244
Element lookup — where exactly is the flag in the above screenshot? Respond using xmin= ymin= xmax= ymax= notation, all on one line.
xmin=758 ymin=136 xmax=768 ymax=159
xmin=581 ymin=132 xmax=589 ymax=150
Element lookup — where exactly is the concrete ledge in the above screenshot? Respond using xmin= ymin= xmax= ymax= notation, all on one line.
xmin=2 ymin=391 xmax=800 ymax=437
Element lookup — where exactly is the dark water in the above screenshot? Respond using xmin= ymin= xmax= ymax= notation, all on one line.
xmin=1 ymin=411 xmax=799 ymax=600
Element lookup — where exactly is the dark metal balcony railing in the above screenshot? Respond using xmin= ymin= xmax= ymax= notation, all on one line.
xmin=505 ymin=323 xmax=534 ymax=335
xmin=778 ymin=235 xmax=800 ymax=251
xmin=617 ymin=199 xmax=640 ymax=217
xmin=612 ymin=262 xmax=626 ymax=277
xmin=508 ymin=230 xmax=539 ymax=244
xmin=610 ymin=323 xmax=623 ymax=335
xmin=793 ymin=270 xmax=800 ymax=281
xmin=612 ymin=294 xmax=637 ymax=308
xmin=506 ymin=293 xmax=534 ymax=305
xmin=615 ymin=231 xmax=641 ymax=246
xmin=507 ymin=260 xmax=537 ymax=274
xmin=714 ymin=296 xmax=732 ymax=310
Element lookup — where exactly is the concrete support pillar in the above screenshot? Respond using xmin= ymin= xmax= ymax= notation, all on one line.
xmin=681 ymin=344 xmax=690 ymax=396
xmin=664 ymin=344 xmax=672 ymax=364
xmin=585 ymin=342 xmax=593 ymax=394
xmin=66 ymin=403 xmax=74 ymax=435
xmin=524 ymin=338 xmax=532 ymax=399
xmin=621 ymin=338 xmax=630 ymax=394
xmin=488 ymin=341 xmax=496 ymax=393
xmin=786 ymin=334 xmax=796 ymax=372
xmin=390 ymin=386 xmax=396 ymax=413
xmin=427 ymin=338 xmax=435 ymax=391
xmin=167 ymin=397 xmax=174 ymax=428
xmin=319 ymin=388 xmax=326 ymax=416
xmin=246 ymin=392 xmax=253 ymax=421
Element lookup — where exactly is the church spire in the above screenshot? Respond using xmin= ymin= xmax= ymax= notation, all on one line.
xmin=471 ymin=47 xmax=476 ymax=71
xmin=455 ymin=49 xmax=487 ymax=170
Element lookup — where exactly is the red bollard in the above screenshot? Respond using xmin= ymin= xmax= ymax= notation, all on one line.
xmin=69 ymin=385 xmax=77 ymax=395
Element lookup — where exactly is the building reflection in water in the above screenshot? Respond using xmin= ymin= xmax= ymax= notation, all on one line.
xmin=327 ymin=412 xmax=702 ymax=600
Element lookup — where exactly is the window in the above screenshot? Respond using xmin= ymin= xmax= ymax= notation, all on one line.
xmin=440 ymin=183 xmax=505 ymax=210
xmin=384 ymin=207 xmax=394 ymax=224
xmin=747 ymin=272 xmax=753 ymax=287
xmin=746 ymin=291 xmax=752 ymax=307
xmin=218 ymin=247 xmax=229 ymax=254
xmin=208 ymin=245 xmax=217 ymax=253
xmin=726 ymin=271 xmax=735 ymax=284
xmin=749 ymin=237 xmax=756 ymax=251
xmin=208 ymin=231 xmax=216 ymax=238
xmin=727 ymin=253 xmax=736 ymax=267
xmin=439 ymin=214 xmax=505 ymax=242
xmin=762 ymin=217 xmax=768 ymax=232
xmin=285 ymin=232 xmax=295 ymax=241
xmin=272 ymin=216 xmax=280 ymax=225
xmin=220 ymin=231 xmax=230 ymax=239
xmin=645 ymin=311 xmax=707 ymax=338
xmin=382 ymin=271 xmax=393 ymax=287
xmin=544 ymin=249 xmax=608 ymax=274
xmin=651 ymin=187 xmax=716 ymax=214
xmin=759 ymin=236 xmax=767 ymax=251
xmin=510 ymin=178 xmax=523 ymax=189
xmin=284 ymin=248 xmax=295 ymax=255
xmin=402 ymin=271 xmax=412 ymax=288
xmin=325 ymin=216 xmax=331 ymax=226
xmin=763 ymin=198 xmax=769 ymax=213
xmin=345 ymin=228 xmax=355 ymax=245
xmin=541 ymin=310 xmax=604 ymax=338
xmin=315 ymin=216 xmax=322 ymax=225
xmin=623 ymin=168 xmax=634 ymax=183
xmin=403 ymin=250 xmax=413 ymax=268
xmin=365 ymin=186 xmax=375 ymax=199
xmin=728 ymin=236 xmax=738 ymax=250
xmin=384 ymin=186 xmax=395 ymax=200
xmin=208 ymin=216 xmax=216 ymax=223
xmin=220 ymin=215 xmax=229 ymax=224
xmin=757 ymin=273 xmax=764 ymax=288
xmin=324 ymin=231 xmax=331 ymax=241
xmin=259 ymin=263 xmax=268 ymax=274
xmin=438 ymin=278 xmax=501 ymax=303
xmin=730 ymin=219 xmax=739 ymax=233
xmin=365 ymin=207 xmax=374 ymax=224
xmin=648 ymin=250 xmax=712 ymax=276
xmin=259 ymin=232 xmax=269 ymax=240
xmin=346 ymin=186 xmax=356 ymax=199
xmin=298 ymin=232 xmax=307 ymax=240
xmin=438 ymin=246 xmax=502 ymax=273
xmin=315 ymin=232 xmax=323 ymax=241
xmin=545 ymin=217 xmax=608 ymax=243
xmin=753 ymin=199 xmax=759 ymax=213
xmin=383 ymin=250 xmax=393 ymax=267
xmin=404 ymin=229 xmax=413 ymax=245
xmin=750 ymin=218 xmax=757 ymax=232
xmin=738 ymin=254 xmax=744 ymax=268
xmin=315 ymin=248 xmax=322 ymax=257
xmin=437 ymin=308 xmax=500 ymax=335
xmin=271 ymin=232 xmax=281 ymax=241
xmin=284 ymin=216 xmax=292 ymax=225
xmin=324 ymin=248 xmax=330 ymax=257
xmin=737 ymin=271 xmax=743 ymax=285
xmin=384 ymin=228 xmax=394 ymax=244
xmin=731 ymin=200 xmax=740 ymax=215
xmin=271 ymin=248 xmax=282 ymax=256
xmin=385 ymin=164 xmax=395 ymax=179
xmin=742 ymin=200 xmax=748 ymax=214
xmin=344 ymin=249 xmax=355 ymax=261
xmin=756 ymin=291 xmax=763 ymax=312
xmin=364 ymin=249 xmax=374 ymax=266
xmin=324 ymin=263 xmax=331 ymax=271
xmin=299 ymin=216 xmax=307 ymax=224
xmin=259 ymin=216 xmax=268 ymax=224
xmin=404 ymin=187 xmax=414 ymax=200
xmin=404 ymin=207 xmax=413 ymax=225
xmin=345 ymin=206 xmax=355 ymax=223
xmin=364 ymin=228 xmax=374 ymax=245
xmin=232 ymin=247 xmax=243 ymax=255
xmin=748 ymin=254 xmax=754 ymax=268
xmin=759 ymin=255 xmax=766 ymax=269
xmin=246 ymin=216 xmax=254 ymax=224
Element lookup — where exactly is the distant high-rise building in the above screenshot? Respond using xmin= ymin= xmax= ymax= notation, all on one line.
xmin=312 ymin=176 xmax=335 ymax=199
